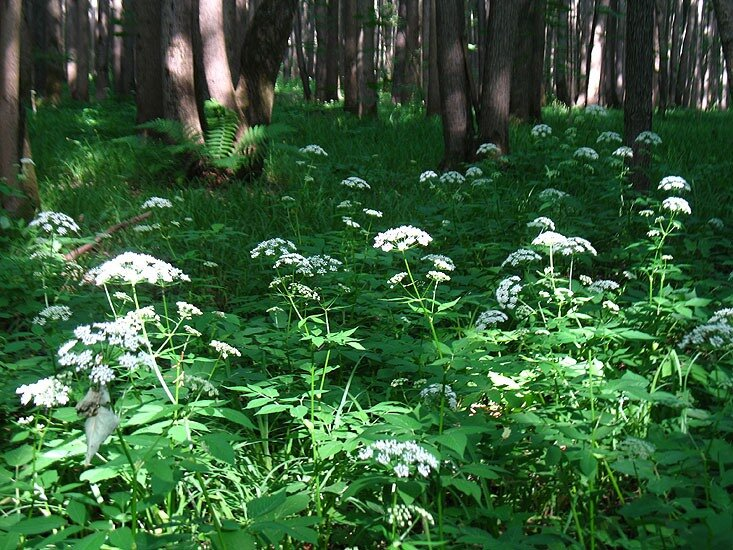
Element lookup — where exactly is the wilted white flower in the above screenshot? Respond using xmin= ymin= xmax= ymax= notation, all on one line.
xmin=639 ymin=209 xmax=655 ymax=218
xmin=537 ymin=188 xmax=569 ymax=201
xmin=496 ymin=276 xmax=523 ymax=310
xmin=17 ymin=376 xmax=71 ymax=408
xmin=29 ymin=211 xmax=80 ymax=236
xmin=658 ymin=176 xmax=690 ymax=193
xmin=635 ymin=131 xmax=662 ymax=146
xmin=439 ymin=171 xmax=465 ymax=185
xmin=141 ymin=197 xmax=173 ymax=209
xmin=465 ymin=166 xmax=483 ymax=178
xmin=531 ymin=124 xmax=552 ymax=138
xmin=363 ymin=208 xmax=383 ymax=218
xmin=287 ymin=282 xmax=321 ymax=301
xmin=501 ymin=248 xmax=542 ymax=267
xmin=185 ymin=374 xmax=219 ymax=397
xmin=661 ymin=197 xmax=691 ymax=215
xmin=250 ymin=238 xmax=297 ymax=258
xmin=357 ymin=439 xmax=439 ymax=478
xmin=203 ymin=261 xmax=218 ymax=268
xmin=419 ymin=170 xmax=438 ymax=183
xmin=299 ymin=144 xmax=328 ymax=156
xmin=597 ymin=131 xmax=622 ymax=144
xmin=475 ymin=309 xmax=508 ymax=330
xmin=574 ymin=147 xmax=599 ymax=161
xmin=373 ymin=226 xmax=432 ymax=252
xmin=420 ymin=383 xmax=458 ymax=410
xmin=341 ymin=176 xmax=371 ymax=190
xmin=422 ymin=254 xmax=455 ymax=272
xmin=281 ymin=195 xmax=296 ymax=204
xmin=183 ymin=325 xmax=202 ymax=337
xmin=708 ymin=217 xmax=724 ymax=230
xmin=32 ymin=305 xmax=73 ymax=326
xmin=476 ymin=142 xmax=501 ymax=156
xmin=388 ymin=272 xmax=409 ymax=288
xmin=588 ymin=279 xmax=620 ymax=293
xmin=612 ymin=145 xmax=634 ymax=158
xmin=210 ymin=340 xmax=241 ymax=359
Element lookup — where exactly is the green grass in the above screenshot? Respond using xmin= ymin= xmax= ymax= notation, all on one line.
xmin=1 ymin=90 xmax=733 ymax=548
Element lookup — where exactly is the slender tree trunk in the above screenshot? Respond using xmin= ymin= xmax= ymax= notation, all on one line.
xmin=713 ymin=0 xmax=733 ymax=100
xmin=479 ymin=0 xmax=519 ymax=154
xmin=402 ymin=0 xmax=420 ymax=102
xmin=342 ymin=0 xmax=359 ymax=112
xmin=73 ymin=0 xmax=90 ymax=100
xmin=135 ymin=1 xmax=163 ymax=125
xmin=119 ymin=0 xmax=135 ymax=96
xmin=436 ymin=0 xmax=472 ymax=168
xmin=95 ymin=0 xmax=111 ymax=99
xmin=655 ymin=0 xmax=670 ymax=113
xmin=675 ymin=0 xmax=693 ymax=105
xmin=294 ymin=3 xmax=312 ymax=99
xmin=199 ymin=0 xmax=239 ymax=111
xmin=324 ymin=0 xmax=339 ymax=100
xmin=624 ymin=0 xmax=654 ymax=191
xmin=66 ymin=0 xmax=78 ymax=96
xmin=555 ymin=0 xmax=571 ymax=105
xmin=583 ymin=0 xmax=608 ymax=105
xmin=357 ymin=0 xmax=377 ymax=116
xmin=603 ymin=0 xmax=622 ymax=106
xmin=426 ymin=0 xmax=440 ymax=114
xmin=510 ymin=0 xmax=546 ymax=121
xmin=315 ymin=0 xmax=328 ymax=99
xmin=43 ymin=0 xmax=64 ymax=103
xmin=111 ymin=0 xmax=123 ymax=94
xmin=392 ymin=0 xmax=407 ymax=102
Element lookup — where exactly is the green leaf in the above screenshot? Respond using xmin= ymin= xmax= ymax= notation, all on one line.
xmin=214 ymin=529 xmax=257 ymax=550
xmin=9 ymin=515 xmax=66 ymax=535
xmin=108 ymin=527 xmax=134 ymax=549
xmin=71 ymin=531 xmax=107 ymax=550
xmin=4 ymin=445 xmax=34 ymax=467
xmin=247 ymin=492 xmax=287 ymax=519
xmin=67 ymin=500 xmax=88 ymax=525
xmin=579 ymin=450 xmax=597 ymax=479
xmin=202 ymin=433 xmax=236 ymax=465
xmin=220 ymin=408 xmax=256 ymax=430
xmin=435 ymin=429 xmax=467 ymax=459
xmin=445 ymin=477 xmax=481 ymax=503
xmin=254 ymin=404 xmax=289 ymax=415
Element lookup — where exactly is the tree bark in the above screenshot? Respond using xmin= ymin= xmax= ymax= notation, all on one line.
xmin=624 ymin=0 xmax=654 ymax=191
xmin=602 ymin=0 xmax=622 ymax=107
xmin=342 ymin=0 xmax=359 ymax=112
xmin=199 ymin=0 xmax=240 ymax=111
xmin=71 ymin=0 xmax=90 ymax=100
xmin=294 ymin=3 xmax=312 ymax=100
xmin=713 ymin=0 xmax=733 ymax=100
xmin=119 ymin=0 xmax=135 ymax=96
xmin=510 ymin=0 xmax=546 ymax=121
xmin=314 ymin=0 xmax=328 ymax=99
xmin=357 ymin=0 xmax=377 ymax=116
xmin=436 ymin=0 xmax=472 ymax=168
xmin=582 ymin=0 xmax=608 ymax=105
xmin=1 ymin=0 xmax=38 ymax=219
xmin=95 ymin=0 xmax=111 ymax=99
xmin=555 ymin=0 xmax=571 ymax=105
xmin=41 ymin=0 xmax=64 ymax=103
xmin=479 ymin=0 xmax=519 ymax=154
xmin=323 ymin=0 xmax=339 ymax=101
xmin=135 ymin=0 xmax=163 ymax=125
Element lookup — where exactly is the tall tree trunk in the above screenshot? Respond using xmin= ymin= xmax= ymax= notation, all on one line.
xmin=655 ymin=0 xmax=670 ymax=113
xmin=135 ymin=1 xmax=163 ymax=124
xmin=357 ymin=0 xmax=377 ymax=116
xmin=675 ymin=0 xmax=694 ymax=105
xmin=119 ymin=0 xmax=135 ymax=96
xmin=95 ymin=0 xmax=111 ymax=99
xmin=555 ymin=0 xmax=571 ymax=105
xmin=71 ymin=0 xmax=90 ymax=100
xmin=603 ymin=0 xmax=622 ymax=106
xmin=713 ymin=0 xmax=733 ymax=100
xmin=426 ymin=0 xmax=440 ymax=114
xmin=43 ymin=0 xmax=64 ymax=103
xmin=392 ymin=0 xmax=407 ymax=102
xmin=294 ymin=3 xmax=312 ymax=99
xmin=66 ymin=0 xmax=78 ymax=96
xmin=1 ymin=0 xmax=38 ymax=219
xmin=510 ymin=0 xmax=546 ymax=121
xmin=324 ymin=0 xmax=339 ymax=100
xmin=315 ymin=0 xmax=328 ymax=99
xmin=624 ymin=0 xmax=654 ymax=191
xmin=583 ymin=0 xmax=608 ymax=105
xmin=111 ymin=0 xmax=123 ymax=94
xmin=199 ymin=0 xmax=239 ymax=111
xmin=436 ymin=0 xmax=472 ymax=168
xmin=479 ymin=0 xmax=519 ymax=154
xmin=401 ymin=0 xmax=420 ymax=102
xmin=342 ymin=0 xmax=359 ymax=112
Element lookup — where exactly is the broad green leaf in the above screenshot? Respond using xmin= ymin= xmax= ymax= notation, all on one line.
xmin=71 ymin=531 xmax=107 ymax=550
xmin=254 ymin=404 xmax=289 ymax=415
xmin=67 ymin=500 xmax=88 ymax=525
xmin=108 ymin=527 xmax=134 ymax=549
xmin=4 ymin=445 xmax=34 ymax=467
xmin=247 ymin=492 xmax=287 ymax=519
xmin=435 ymin=429 xmax=467 ymax=459
xmin=9 ymin=515 xmax=66 ymax=535
xmin=220 ymin=408 xmax=256 ymax=429
xmin=214 ymin=529 xmax=256 ymax=549
xmin=202 ymin=433 xmax=236 ymax=464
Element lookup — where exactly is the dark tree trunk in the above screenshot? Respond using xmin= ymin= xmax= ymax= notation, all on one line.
xmin=603 ymin=0 xmax=622 ymax=107
xmin=294 ymin=3 xmax=312 ymax=100
xmin=391 ymin=0 xmax=419 ymax=103
xmin=479 ymin=0 xmax=519 ymax=154
xmin=426 ymin=0 xmax=440 ymax=115
xmin=392 ymin=0 xmax=407 ymax=102
xmin=624 ymin=0 xmax=654 ymax=191
xmin=43 ymin=0 xmax=64 ymax=103
xmin=315 ymin=0 xmax=328 ymax=99
xmin=675 ymin=0 xmax=693 ymax=105
xmin=436 ymin=0 xmax=473 ymax=168
xmin=342 ymin=0 xmax=359 ymax=113
xmin=72 ymin=0 xmax=90 ymax=100
xmin=235 ymin=0 xmax=298 ymax=127
xmin=95 ymin=0 xmax=111 ymax=99
xmin=555 ymin=0 xmax=571 ymax=105
xmin=357 ymin=0 xmax=377 ymax=116
xmin=199 ymin=0 xmax=239 ymax=111
xmin=324 ymin=0 xmax=339 ymax=101
xmin=135 ymin=0 xmax=163 ymax=125
xmin=655 ymin=0 xmax=670 ymax=114
xmin=713 ymin=0 xmax=733 ymax=99
xmin=510 ymin=0 xmax=546 ymax=121
xmin=119 ymin=0 xmax=135 ymax=96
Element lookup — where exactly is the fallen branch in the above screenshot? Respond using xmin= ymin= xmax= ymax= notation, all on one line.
xmin=63 ymin=211 xmax=153 ymax=262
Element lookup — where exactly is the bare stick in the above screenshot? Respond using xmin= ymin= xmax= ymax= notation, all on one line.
xmin=63 ymin=211 xmax=153 ymax=262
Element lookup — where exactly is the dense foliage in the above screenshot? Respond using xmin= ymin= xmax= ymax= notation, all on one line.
xmin=1 ymin=89 xmax=733 ymax=548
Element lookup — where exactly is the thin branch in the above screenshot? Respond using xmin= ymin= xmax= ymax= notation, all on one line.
xmin=63 ymin=211 xmax=153 ymax=262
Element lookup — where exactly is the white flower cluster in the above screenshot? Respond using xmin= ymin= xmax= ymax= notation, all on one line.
xmin=680 ymin=309 xmax=733 ymax=349
xmin=588 ymin=279 xmax=620 ymax=293
xmin=419 ymin=383 xmax=458 ymax=410
xmin=475 ymin=309 xmax=508 ymax=330
xmin=177 ymin=301 xmax=203 ymax=319
xmin=286 ymin=282 xmax=321 ymax=301
xmin=496 ymin=276 xmax=523 ymax=310
xmin=501 ymin=248 xmax=542 ymax=268
xmin=16 ymin=376 xmax=71 ymax=408
xmin=465 ymin=166 xmax=483 ymax=178
xmin=90 ymin=364 xmax=115 ymax=385
xmin=341 ymin=176 xmax=371 ymax=190
xmin=476 ymin=142 xmax=501 ymax=156
xmin=597 ymin=131 xmax=622 ymax=144
xmin=273 ymin=252 xmax=343 ymax=276
xmin=141 ymin=197 xmax=173 ymax=209
xmin=86 ymin=252 xmax=190 ymax=286
xmin=427 ymin=270 xmax=450 ymax=283
xmin=374 ymin=226 xmax=432 ymax=252
xmin=422 ymin=254 xmax=455 ymax=272
xmin=363 ymin=208 xmax=383 ymax=218
xmin=574 ymin=147 xmax=599 ymax=161
xmin=537 ymin=188 xmax=569 ymax=201
xmin=299 ymin=144 xmax=328 ymax=156
xmin=527 ymin=216 xmax=555 ymax=231
xmin=532 ymin=231 xmax=597 ymax=256
xmin=358 ymin=439 xmax=439 ymax=478
xmin=439 ymin=171 xmax=465 ymax=185
xmin=342 ymin=216 xmax=361 ymax=229
xmin=250 ymin=238 xmax=297 ymax=259
xmin=388 ymin=272 xmax=409 ymax=288
xmin=657 ymin=176 xmax=690 ymax=193
xmin=612 ymin=146 xmax=633 ymax=159
xmin=531 ymin=124 xmax=552 ymax=138
xmin=29 ymin=211 xmax=80 ymax=236
xmin=32 ymin=305 xmax=73 ymax=326
xmin=185 ymin=374 xmax=219 ymax=397
xmin=661 ymin=197 xmax=691 ymax=215
xmin=210 ymin=340 xmax=241 ymax=359
xmin=419 ymin=170 xmax=438 ymax=183
xmin=387 ymin=504 xmax=435 ymax=528
xmin=635 ymin=131 xmax=662 ymax=146
xmin=336 ymin=200 xmax=359 ymax=210
xmin=585 ymin=104 xmax=608 ymax=117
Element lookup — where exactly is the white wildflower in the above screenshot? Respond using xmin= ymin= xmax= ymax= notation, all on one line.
xmin=422 ymin=254 xmax=455 ymax=272
xmin=597 ymin=131 xmax=622 ymax=144
xmin=537 ymin=188 xmax=569 ymax=201
xmin=420 ymin=383 xmax=458 ymax=410
xmin=708 ymin=217 xmax=724 ymax=230
xmin=341 ymin=176 xmax=371 ymax=190
xmin=299 ymin=144 xmax=328 ymax=156
xmin=603 ymin=300 xmax=620 ymax=312
xmin=612 ymin=146 xmax=634 ymax=158
xmin=419 ymin=170 xmax=438 ymax=183
xmin=32 ymin=305 xmax=73 ymax=326
xmin=336 ymin=200 xmax=358 ymax=209
xmin=250 ymin=238 xmax=297 ymax=258
xmin=588 ymin=279 xmax=620 ymax=293
xmin=141 ymin=197 xmax=173 ymax=209
xmin=281 ymin=195 xmax=296 ymax=204
xmin=363 ymin=208 xmax=383 ymax=218
xmin=475 ymin=309 xmax=508 ymax=330
xmin=210 ymin=340 xmax=241 ymax=359
xmin=585 ymin=104 xmax=608 ymax=117
xmin=639 ymin=209 xmax=655 ymax=217
xmin=342 ymin=216 xmax=361 ymax=229
xmin=357 ymin=439 xmax=439 ymax=478
xmin=635 ymin=131 xmax=662 ymax=146
xmin=574 ymin=147 xmax=599 ymax=161
xmin=427 ymin=270 xmax=450 ymax=283
xmin=558 ymin=236 xmax=597 ymax=256
xmin=465 ymin=166 xmax=483 ymax=178
xmin=373 ymin=226 xmax=432 ymax=252
xmin=531 ymin=124 xmax=552 ymax=138
xmin=527 ymin=217 xmax=555 ymax=231
xmin=86 ymin=252 xmax=190 ymax=286
xmin=177 ymin=301 xmax=203 ymax=319
xmin=661 ymin=197 xmax=691 ymax=215
xmin=287 ymin=282 xmax=321 ymax=301
xmin=501 ymin=248 xmax=542 ymax=267
xmin=476 ymin=142 xmax=501 ymax=156
xmin=658 ymin=176 xmax=690 ymax=193
xmin=89 ymin=364 xmax=115 ymax=385
xmin=17 ymin=376 xmax=71 ymax=408
xmin=532 ymin=231 xmax=568 ymax=248
xmin=29 ymin=211 xmax=80 ymax=236
xmin=496 ymin=276 xmax=523 ymax=310
xmin=439 ymin=171 xmax=465 ymax=185
xmin=388 ymin=272 xmax=409 ymax=288
xmin=183 ymin=325 xmax=202 ymax=337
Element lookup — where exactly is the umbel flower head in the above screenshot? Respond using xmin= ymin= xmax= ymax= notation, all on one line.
xmin=85 ymin=252 xmax=190 ymax=286
xmin=29 ymin=211 xmax=80 ymax=236
xmin=374 ymin=226 xmax=432 ymax=252
xmin=358 ymin=439 xmax=439 ymax=478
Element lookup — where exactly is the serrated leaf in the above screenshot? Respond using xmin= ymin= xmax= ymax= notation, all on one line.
xmin=84 ymin=407 xmax=120 ymax=466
